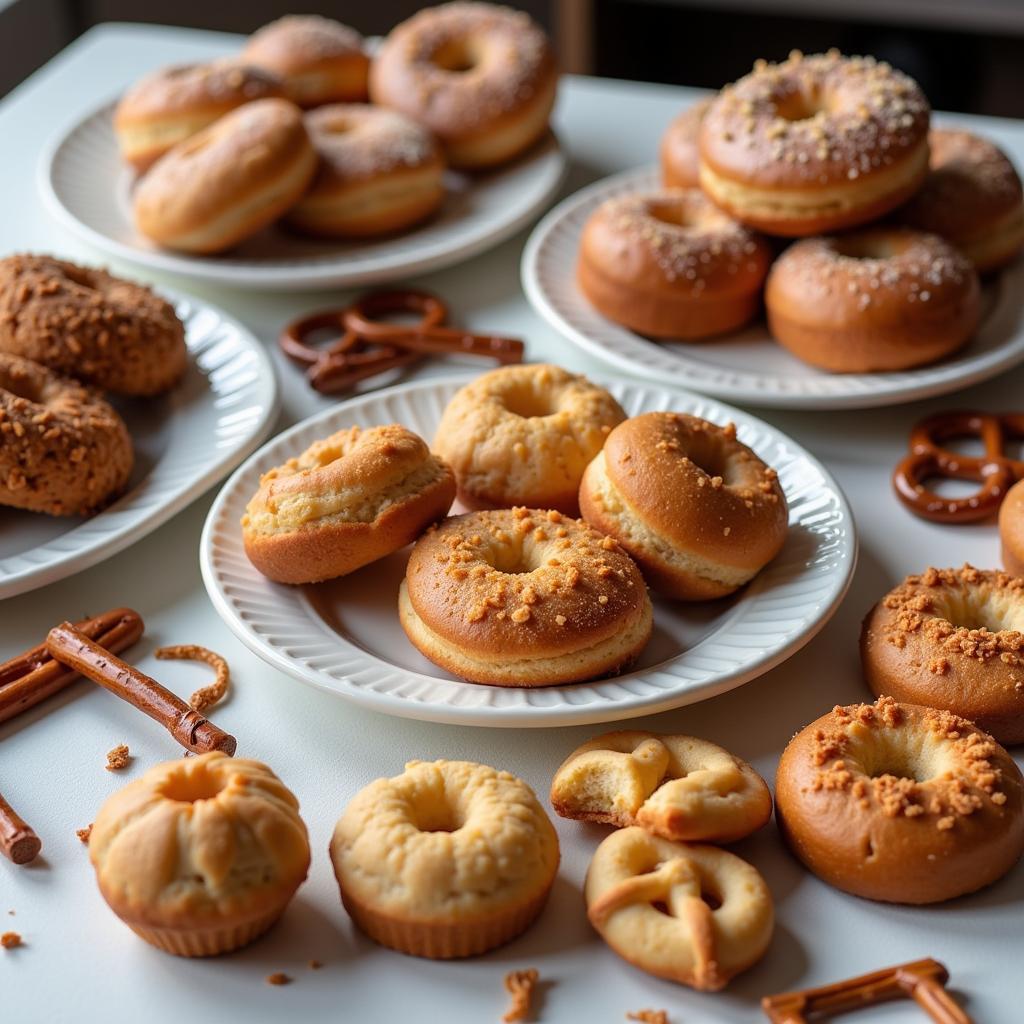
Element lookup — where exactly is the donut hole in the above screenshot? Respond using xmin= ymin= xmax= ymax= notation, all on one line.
xmin=700 ymin=886 xmax=723 ymax=911
xmin=650 ymin=900 xmax=672 ymax=916
xmin=412 ymin=799 xmax=464 ymax=834
xmin=0 ymin=372 xmax=41 ymax=404
xmin=500 ymin=382 xmax=558 ymax=419
xmin=486 ymin=536 xmax=544 ymax=575
xmin=831 ymin=234 xmax=901 ymax=260
xmin=431 ymin=38 xmax=480 ymax=73
xmin=160 ymin=765 xmax=227 ymax=804
xmin=932 ymin=591 xmax=1024 ymax=633
xmin=855 ymin=732 xmax=946 ymax=784
xmin=774 ymin=88 xmax=826 ymax=122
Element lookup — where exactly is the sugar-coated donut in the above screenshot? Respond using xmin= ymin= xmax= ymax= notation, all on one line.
xmin=0 ymin=353 xmax=133 ymax=517
xmin=433 ymin=364 xmax=625 ymax=515
xmin=242 ymin=15 xmax=370 ymax=107
xmin=577 ymin=189 xmax=772 ymax=340
xmin=399 ymin=508 xmax=653 ymax=686
xmin=776 ymin=697 xmax=1024 ymax=904
xmin=1000 ymin=480 xmax=1024 ymax=579
xmin=899 ymin=128 xmax=1024 ymax=274
xmin=286 ymin=105 xmax=445 ymax=238
xmin=699 ymin=51 xmax=930 ymax=236
xmin=369 ymin=2 xmax=558 ymax=169
xmin=579 ymin=412 xmax=788 ymax=600
xmin=242 ymin=424 xmax=455 ymax=585
xmin=861 ymin=565 xmax=1024 ymax=745
xmin=0 ymin=254 xmax=187 ymax=396
xmin=765 ymin=227 xmax=980 ymax=372
xmin=660 ymin=98 xmax=712 ymax=189
xmin=133 ymin=98 xmax=317 ymax=254
xmin=114 ymin=62 xmax=284 ymax=172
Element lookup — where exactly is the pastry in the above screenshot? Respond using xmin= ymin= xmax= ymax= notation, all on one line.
xmin=1000 ymin=479 xmax=1024 ymax=578
xmin=660 ymin=98 xmax=712 ymax=189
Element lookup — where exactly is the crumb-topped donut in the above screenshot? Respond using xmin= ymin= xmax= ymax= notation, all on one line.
xmin=369 ymin=2 xmax=558 ymax=169
xmin=775 ymin=697 xmax=1024 ymax=903
xmin=899 ymin=128 xmax=1024 ymax=274
xmin=660 ymin=98 xmax=712 ymax=189
xmin=861 ymin=566 xmax=1024 ymax=745
xmin=330 ymin=759 xmax=559 ymax=958
xmin=0 ymin=353 xmax=132 ymax=517
xmin=577 ymin=190 xmax=772 ymax=340
xmin=242 ymin=423 xmax=455 ymax=585
xmin=699 ymin=51 xmax=930 ymax=236
xmin=579 ymin=412 xmax=788 ymax=600
xmin=765 ymin=227 xmax=980 ymax=372
xmin=0 ymin=254 xmax=187 ymax=396
xmin=1000 ymin=480 xmax=1024 ymax=579
xmin=550 ymin=731 xmax=772 ymax=843
xmin=399 ymin=508 xmax=653 ymax=686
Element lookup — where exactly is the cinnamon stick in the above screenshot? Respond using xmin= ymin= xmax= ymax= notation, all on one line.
xmin=0 ymin=791 xmax=41 ymax=865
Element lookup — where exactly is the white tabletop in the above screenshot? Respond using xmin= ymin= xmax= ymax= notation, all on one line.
xmin=3 ymin=23 xmax=1024 ymax=1024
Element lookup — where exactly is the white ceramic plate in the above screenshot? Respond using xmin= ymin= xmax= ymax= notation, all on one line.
xmin=0 ymin=292 xmax=277 ymax=599
xmin=200 ymin=375 xmax=856 ymax=727
xmin=39 ymin=100 xmax=567 ymax=292
xmin=522 ymin=165 xmax=1024 ymax=410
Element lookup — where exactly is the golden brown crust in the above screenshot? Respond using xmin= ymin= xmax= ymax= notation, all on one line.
xmin=660 ymin=99 xmax=712 ymax=189
xmin=1000 ymin=480 xmax=1024 ymax=579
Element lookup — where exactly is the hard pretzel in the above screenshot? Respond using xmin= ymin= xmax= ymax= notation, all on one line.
xmin=893 ymin=411 xmax=1024 ymax=523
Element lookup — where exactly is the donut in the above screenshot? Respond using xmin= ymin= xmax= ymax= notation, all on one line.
xmin=1000 ymin=480 xmax=1024 ymax=578
xmin=577 ymin=189 xmax=772 ymax=340
xmin=133 ymin=98 xmax=317 ymax=254
xmin=765 ymin=227 xmax=980 ymax=372
xmin=433 ymin=364 xmax=625 ymax=515
xmin=369 ymin=2 xmax=558 ymax=169
xmin=660 ymin=98 xmax=712 ymax=189
xmin=898 ymin=128 xmax=1024 ymax=274
xmin=398 ymin=508 xmax=653 ymax=686
xmin=242 ymin=15 xmax=370 ymax=107
xmin=699 ymin=51 xmax=930 ymax=236
xmin=775 ymin=696 xmax=1024 ymax=904
xmin=285 ymin=105 xmax=445 ymax=238
xmin=550 ymin=731 xmax=772 ymax=843
xmin=114 ymin=62 xmax=284 ymax=172
xmin=579 ymin=412 xmax=788 ymax=600
xmin=242 ymin=424 xmax=455 ymax=585
xmin=0 ymin=353 xmax=133 ymax=517
xmin=861 ymin=566 xmax=1024 ymax=745
xmin=0 ymin=254 xmax=187 ymax=396
xmin=585 ymin=827 xmax=773 ymax=991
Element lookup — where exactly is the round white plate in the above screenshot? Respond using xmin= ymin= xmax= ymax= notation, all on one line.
xmin=0 ymin=292 xmax=277 ymax=599
xmin=522 ymin=165 xmax=1024 ymax=410
xmin=200 ymin=375 xmax=856 ymax=727
xmin=39 ymin=100 xmax=566 ymax=292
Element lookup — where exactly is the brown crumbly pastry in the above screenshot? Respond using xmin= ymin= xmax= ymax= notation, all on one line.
xmin=861 ymin=566 xmax=1024 ymax=744
xmin=105 ymin=744 xmax=130 ymax=771
xmin=503 ymin=968 xmax=539 ymax=1023
xmin=660 ymin=98 xmax=712 ymax=189
xmin=775 ymin=696 xmax=1024 ymax=904
xmin=1000 ymin=480 xmax=1024 ymax=579
xmin=1 ymin=931 xmax=22 ymax=949
xmin=154 ymin=644 xmax=230 ymax=712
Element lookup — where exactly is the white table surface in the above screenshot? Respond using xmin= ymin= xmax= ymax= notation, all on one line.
xmin=3 ymin=23 xmax=1024 ymax=1024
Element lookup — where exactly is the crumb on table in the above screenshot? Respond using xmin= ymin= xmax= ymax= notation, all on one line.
xmin=105 ymin=744 xmax=130 ymax=771
xmin=76 ymin=824 xmax=93 ymax=844
xmin=1 ymin=932 xmax=23 ymax=949
xmin=627 ymin=1011 xmax=669 ymax=1024
xmin=503 ymin=968 xmax=539 ymax=1023
xmin=308 ymin=960 xmax=323 ymax=970
xmin=266 ymin=973 xmax=291 ymax=986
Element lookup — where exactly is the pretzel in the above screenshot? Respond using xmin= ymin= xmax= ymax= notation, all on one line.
xmin=893 ymin=411 xmax=1024 ymax=523
xmin=761 ymin=958 xmax=973 ymax=1023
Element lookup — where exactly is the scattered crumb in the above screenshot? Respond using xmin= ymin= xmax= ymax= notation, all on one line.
xmin=627 ymin=1011 xmax=669 ymax=1024
xmin=503 ymin=968 xmax=539 ymax=1023
xmin=308 ymin=960 xmax=323 ymax=970
xmin=155 ymin=644 xmax=231 ymax=713
xmin=105 ymin=744 xmax=131 ymax=771
xmin=266 ymin=973 xmax=291 ymax=986
xmin=76 ymin=824 xmax=93 ymax=844
xmin=1 ymin=932 xmax=22 ymax=949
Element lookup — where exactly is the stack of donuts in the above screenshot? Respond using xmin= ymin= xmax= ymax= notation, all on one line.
xmin=578 ymin=49 xmax=1024 ymax=373
xmin=114 ymin=3 xmax=560 ymax=254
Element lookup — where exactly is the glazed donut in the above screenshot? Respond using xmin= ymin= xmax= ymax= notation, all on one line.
xmin=398 ymin=508 xmax=653 ymax=686
xmin=114 ymin=62 xmax=284 ymax=172
xmin=0 ymin=254 xmax=187 ymax=396
xmin=242 ymin=15 xmax=370 ymax=107
xmin=577 ymin=190 xmax=772 ymax=340
xmin=861 ymin=566 xmax=1024 ymax=745
xmin=660 ymin=98 xmax=712 ymax=189
xmin=765 ymin=227 xmax=980 ymax=372
xmin=579 ymin=412 xmax=788 ymax=600
xmin=286 ymin=105 xmax=445 ymax=238
xmin=433 ymin=364 xmax=625 ymax=515
xmin=1000 ymin=480 xmax=1024 ymax=579
xmin=699 ymin=51 xmax=930 ymax=236
xmin=775 ymin=697 xmax=1024 ymax=904
xmin=899 ymin=128 xmax=1024 ymax=274
xmin=242 ymin=424 xmax=455 ymax=585
xmin=369 ymin=2 xmax=558 ymax=169
xmin=585 ymin=827 xmax=773 ymax=991
xmin=133 ymin=98 xmax=317 ymax=254
xmin=550 ymin=731 xmax=772 ymax=843
xmin=0 ymin=353 xmax=133 ymax=517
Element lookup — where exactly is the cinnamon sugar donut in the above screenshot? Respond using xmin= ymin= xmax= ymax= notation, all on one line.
xmin=0 ymin=255 xmax=187 ymax=396
xmin=398 ymin=508 xmax=653 ymax=686
xmin=577 ymin=190 xmax=772 ymax=340
xmin=861 ymin=566 xmax=1024 ymax=745
xmin=699 ymin=51 xmax=930 ymax=236
xmin=660 ymin=98 xmax=712 ymax=189
xmin=1000 ymin=480 xmax=1024 ymax=579
xmin=369 ymin=2 xmax=558 ymax=169
xmin=775 ymin=697 xmax=1024 ymax=903
xmin=0 ymin=353 xmax=133 ymax=517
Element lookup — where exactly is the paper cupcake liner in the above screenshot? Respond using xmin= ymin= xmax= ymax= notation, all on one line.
xmin=126 ymin=906 xmax=285 ymax=958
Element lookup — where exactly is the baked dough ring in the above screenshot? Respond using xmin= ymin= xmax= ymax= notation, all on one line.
xmin=550 ymin=731 xmax=771 ymax=843
xmin=660 ymin=98 xmax=712 ymax=189
xmin=585 ymin=827 xmax=773 ymax=991
xmin=1000 ymin=479 xmax=1024 ymax=579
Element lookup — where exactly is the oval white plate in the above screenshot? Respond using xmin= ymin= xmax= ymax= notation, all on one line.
xmin=200 ymin=375 xmax=856 ymax=727
xmin=39 ymin=100 xmax=566 ymax=292
xmin=0 ymin=292 xmax=277 ymax=599
xmin=522 ymin=165 xmax=1024 ymax=410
